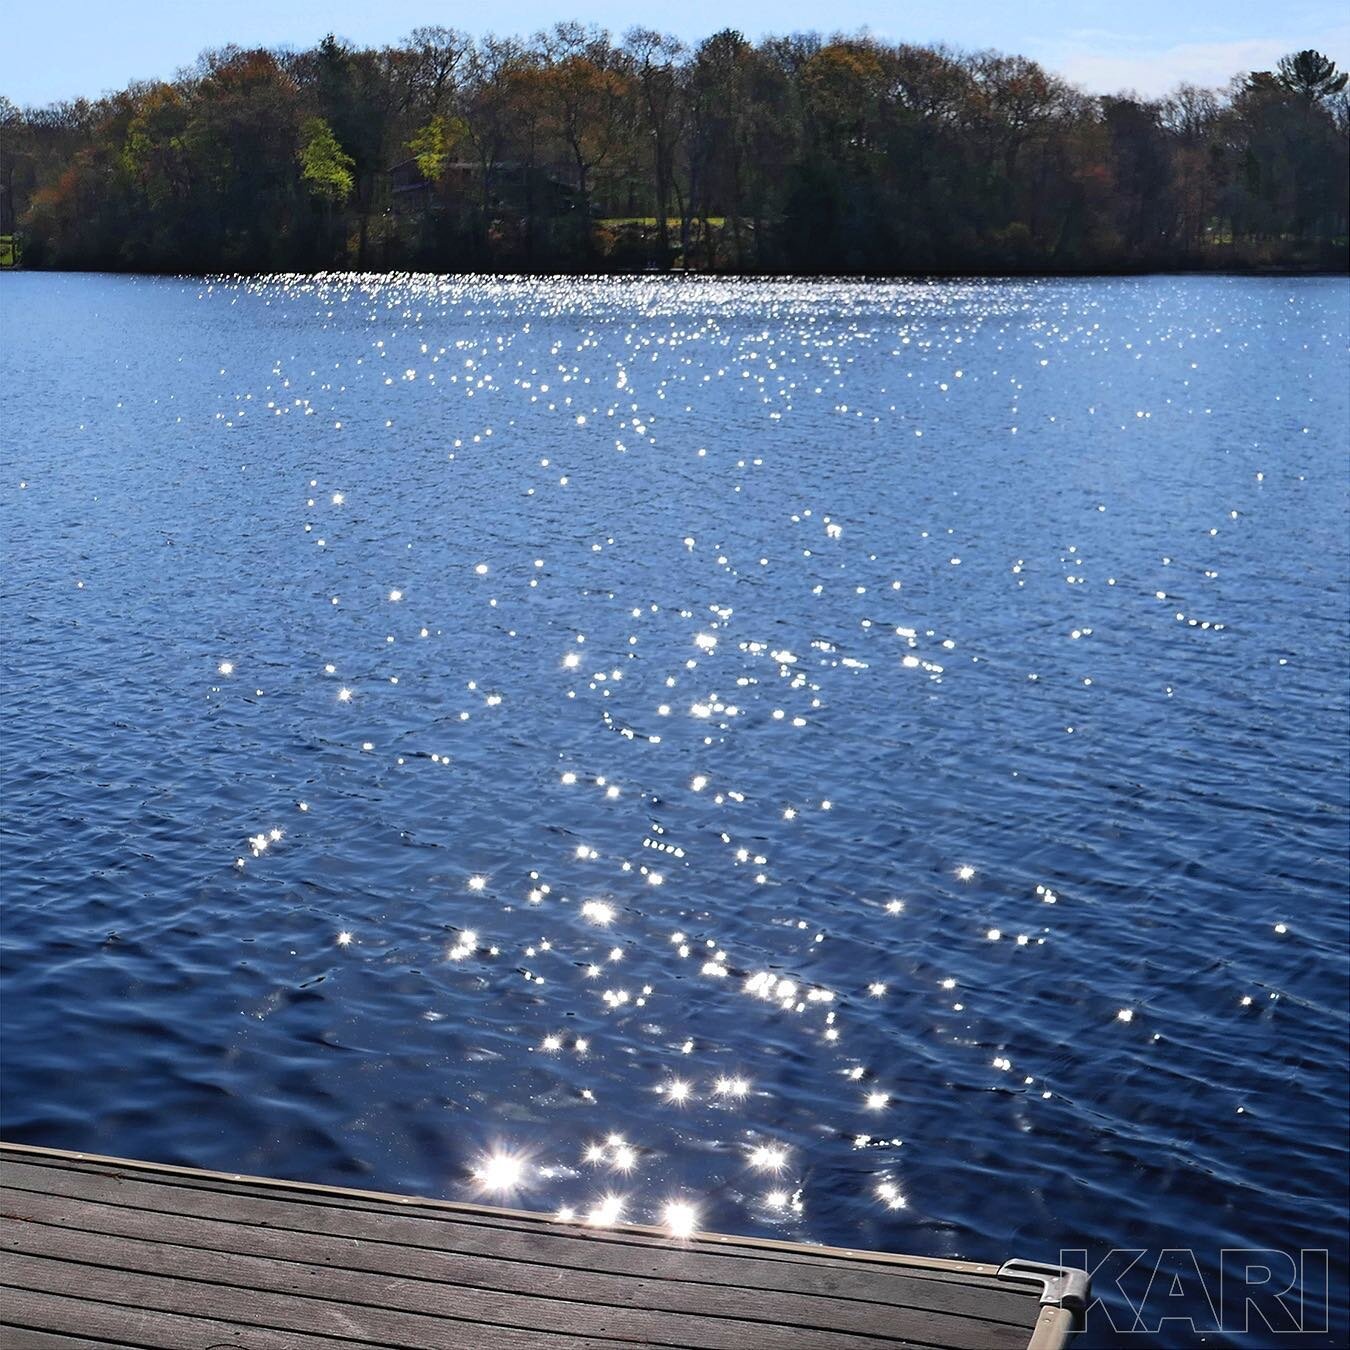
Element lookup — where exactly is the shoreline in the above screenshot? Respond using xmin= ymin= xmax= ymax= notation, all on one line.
xmin=6 ymin=263 xmax=1348 ymax=280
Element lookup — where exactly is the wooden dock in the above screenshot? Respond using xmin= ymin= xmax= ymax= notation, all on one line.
xmin=0 ymin=1142 xmax=1085 ymax=1349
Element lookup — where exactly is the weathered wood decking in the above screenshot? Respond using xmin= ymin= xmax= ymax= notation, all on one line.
xmin=0 ymin=1142 xmax=1083 ymax=1349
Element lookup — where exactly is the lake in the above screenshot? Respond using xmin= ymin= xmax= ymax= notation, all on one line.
xmin=1 ymin=272 xmax=1346 ymax=1346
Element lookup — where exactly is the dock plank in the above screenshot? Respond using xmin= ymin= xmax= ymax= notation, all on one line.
xmin=0 ymin=1190 xmax=1035 ymax=1341
xmin=0 ymin=1280 xmax=356 ymax=1349
xmin=2 ymin=1156 xmax=1002 ymax=1285
xmin=0 ymin=1325 xmax=111 ymax=1350
xmin=0 ymin=1166 xmax=1034 ymax=1325
xmin=0 ymin=1280 xmax=639 ymax=1349
xmin=1 ymin=1144 xmax=1073 ymax=1350
xmin=3 ymin=1228 xmax=960 ymax=1350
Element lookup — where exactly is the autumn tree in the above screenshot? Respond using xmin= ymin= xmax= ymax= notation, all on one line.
xmin=538 ymin=24 xmax=633 ymax=239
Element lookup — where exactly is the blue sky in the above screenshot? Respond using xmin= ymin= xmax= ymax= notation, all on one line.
xmin=3 ymin=0 xmax=1348 ymax=106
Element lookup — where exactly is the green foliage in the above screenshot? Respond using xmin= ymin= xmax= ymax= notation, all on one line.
xmin=407 ymin=115 xmax=468 ymax=182
xmin=299 ymin=116 xmax=354 ymax=201
xmin=408 ymin=117 xmax=447 ymax=181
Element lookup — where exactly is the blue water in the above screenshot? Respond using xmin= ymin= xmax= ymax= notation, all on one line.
xmin=2 ymin=272 xmax=1346 ymax=1346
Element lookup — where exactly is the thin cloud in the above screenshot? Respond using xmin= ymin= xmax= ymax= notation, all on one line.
xmin=1048 ymin=25 xmax=1350 ymax=96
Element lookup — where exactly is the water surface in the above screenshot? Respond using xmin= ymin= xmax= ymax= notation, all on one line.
xmin=2 ymin=272 xmax=1346 ymax=1345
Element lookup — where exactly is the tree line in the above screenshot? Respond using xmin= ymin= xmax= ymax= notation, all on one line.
xmin=1 ymin=28 xmax=1346 ymax=274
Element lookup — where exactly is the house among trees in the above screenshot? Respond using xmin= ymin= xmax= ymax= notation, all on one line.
xmin=388 ymin=156 xmax=476 ymax=214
